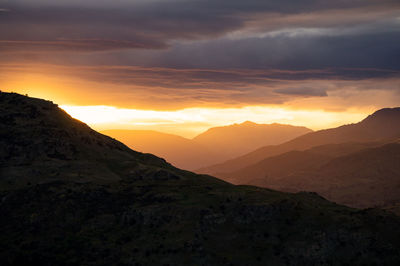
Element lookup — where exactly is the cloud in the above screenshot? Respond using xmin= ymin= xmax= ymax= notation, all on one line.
xmin=274 ymin=87 xmax=328 ymax=97
xmin=1 ymin=63 xmax=400 ymax=111
xmin=1 ymin=0 xmax=399 ymax=53
xmin=0 ymin=39 xmax=167 ymax=52
xmin=1 ymin=1 xmax=399 ymax=112
xmin=130 ymin=29 xmax=400 ymax=71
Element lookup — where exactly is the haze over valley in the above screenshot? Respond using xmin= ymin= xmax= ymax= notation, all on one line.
xmin=102 ymin=122 xmax=311 ymax=170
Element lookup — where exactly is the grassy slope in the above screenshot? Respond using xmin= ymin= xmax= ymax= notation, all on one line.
xmin=2 ymin=178 xmax=400 ymax=265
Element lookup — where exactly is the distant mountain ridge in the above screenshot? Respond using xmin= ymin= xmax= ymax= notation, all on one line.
xmin=198 ymin=107 xmax=400 ymax=175
xmin=192 ymin=121 xmax=312 ymax=161
xmin=199 ymin=107 xmax=400 ymax=208
xmin=102 ymin=121 xmax=311 ymax=170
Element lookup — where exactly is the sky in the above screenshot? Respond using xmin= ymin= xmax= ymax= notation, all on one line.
xmin=1 ymin=0 xmax=400 ymax=137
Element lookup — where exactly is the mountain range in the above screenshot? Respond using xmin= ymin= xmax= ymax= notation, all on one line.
xmin=2 ymin=92 xmax=400 ymax=265
xmin=102 ymin=122 xmax=311 ymax=170
xmin=199 ymin=108 xmax=400 ymax=208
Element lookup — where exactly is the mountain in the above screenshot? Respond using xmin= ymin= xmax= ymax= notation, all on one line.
xmin=192 ymin=121 xmax=312 ymax=160
xmin=101 ymin=129 xmax=215 ymax=170
xmin=2 ymin=92 xmax=400 ymax=265
xmin=198 ymin=108 xmax=400 ymax=175
xmin=273 ymin=142 xmax=400 ymax=208
xmin=220 ymin=141 xmax=386 ymax=184
xmin=0 ymin=93 xmax=178 ymax=189
xmin=103 ymin=122 xmax=311 ymax=170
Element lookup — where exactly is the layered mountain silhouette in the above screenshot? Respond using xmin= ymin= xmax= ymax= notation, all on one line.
xmin=103 ymin=121 xmax=311 ymax=170
xmin=199 ymin=108 xmax=400 ymax=174
xmin=2 ymin=92 xmax=400 ymax=265
xmin=199 ymin=108 xmax=400 ymax=208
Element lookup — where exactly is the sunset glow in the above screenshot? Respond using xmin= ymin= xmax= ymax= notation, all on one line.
xmin=1 ymin=0 xmax=399 ymax=137
xmin=61 ymin=104 xmax=368 ymax=138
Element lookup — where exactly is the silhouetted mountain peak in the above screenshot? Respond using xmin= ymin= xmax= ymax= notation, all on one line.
xmin=240 ymin=120 xmax=257 ymax=126
xmin=357 ymin=107 xmax=400 ymax=139
xmin=362 ymin=107 xmax=400 ymax=124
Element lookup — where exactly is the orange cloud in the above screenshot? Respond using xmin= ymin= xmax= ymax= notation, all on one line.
xmin=1 ymin=63 xmax=399 ymax=112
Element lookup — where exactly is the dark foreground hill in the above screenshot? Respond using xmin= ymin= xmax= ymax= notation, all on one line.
xmin=2 ymin=92 xmax=400 ymax=265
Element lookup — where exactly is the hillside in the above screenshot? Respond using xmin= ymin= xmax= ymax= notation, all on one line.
xmin=198 ymin=108 xmax=400 ymax=175
xmin=221 ymin=141 xmax=400 ymax=208
xmin=103 ymin=122 xmax=311 ymax=170
xmin=220 ymin=141 xmax=386 ymax=184
xmin=0 ymin=93 xmax=181 ymax=189
xmin=2 ymin=92 xmax=400 ymax=265
xmin=219 ymin=150 xmax=333 ymax=185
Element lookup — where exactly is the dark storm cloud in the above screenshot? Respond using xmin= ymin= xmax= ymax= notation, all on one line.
xmin=274 ymin=87 xmax=328 ymax=97
xmin=1 ymin=0 xmax=399 ymax=53
xmin=2 ymin=64 xmax=398 ymax=91
xmin=133 ymin=29 xmax=400 ymax=71
xmin=65 ymin=67 xmax=400 ymax=87
xmin=0 ymin=39 xmax=167 ymax=52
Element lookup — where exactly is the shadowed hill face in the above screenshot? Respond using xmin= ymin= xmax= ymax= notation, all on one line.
xmin=198 ymin=107 xmax=400 ymax=175
xmin=218 ymin=141 xmax=400 ymax=208
xmin=220 ymin=141 xmax=388 ymax=184
xmin=219 ymin=150 xmax=334 ymax=185
xmin=2 ymin=92 xmax=400 ymax=265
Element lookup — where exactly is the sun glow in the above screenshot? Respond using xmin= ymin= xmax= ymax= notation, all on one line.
xmin=60 ymin=105 xmax=368 ymax=138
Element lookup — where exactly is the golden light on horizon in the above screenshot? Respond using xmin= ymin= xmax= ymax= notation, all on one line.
xmin=1 ymin=69 xmax=377 ymax=138
xmin=60 ymin=105 xmax=368 ymax=138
